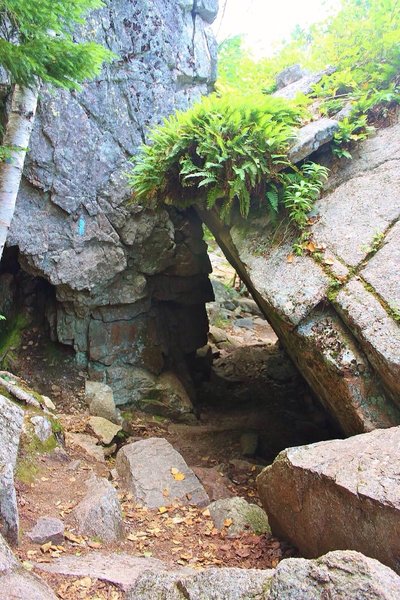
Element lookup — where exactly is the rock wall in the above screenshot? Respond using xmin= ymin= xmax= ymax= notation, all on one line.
xmin=200 ymin=113 xmax=400 ymax=436
xmin=1 ymin=0 xmax=218 ymax=404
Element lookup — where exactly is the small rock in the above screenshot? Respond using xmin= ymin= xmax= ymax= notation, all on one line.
xmin=276 ymin=64 xmax=307 ymax=89
xmin=116 ymin=438 xmax=209 ymax=508
xmin=233 ymin=318 xmax=254 ymax=330
xmin=41 ymin=396 xmax=56 ymax=411
xmin=103 ymin=443 xmax=117 ymax=458
xmin=88 ymin=416 xmax=122 ymax=445
xmin=65 ymin=432 xmax=105 ymax=462
xmin=209 ymin=326 xmax=228 ymax=344
xmin=30 ymin=416 xmax=53 ymax=443
xmin=193 ymin=467 xmax=233 ymax=502
xmin=66 ymin=459 xmax=81 ymax=471
xmin=207 ymin=496 xmax=270 ymax=537
xmin=287 ymin=117 xmax=339 ymax=164
xmin=236 ymin=298 xmax=262 ymax=316
xmin=72 ymin=475 xmax=124 ymax=542
xmin=27 ymin=517 xmax=64 ymax=545
xmin=85 ymin=381 xmax=119 ymax=425
xmin=240 ymin=431 xmax=259 ymax=458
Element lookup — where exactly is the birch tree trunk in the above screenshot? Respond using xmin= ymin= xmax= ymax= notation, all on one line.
xmin=0 ymin=84 xmax=39 ymax=259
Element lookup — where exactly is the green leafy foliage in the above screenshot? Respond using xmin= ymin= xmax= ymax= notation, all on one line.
xmin=130 ymin=93 xmax=329 ymax=228
xmin=332 ymin=116 xmax=375 ymax=158
xmin=0 ymin=0 xmax=114 ymax=88
xmin=130 ymin=0 xmax=399 ymax=232
xmin=218 ymin=1 xmax=400 ymax=143
xmin=130 ymin=93 xmax=310 ymax=221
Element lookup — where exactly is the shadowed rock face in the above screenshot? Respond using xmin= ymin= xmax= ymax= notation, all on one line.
xmin=200 ymin=114 xmax=400 ymax=436
xmin=3 ymin=0 xmax=218 ymax=404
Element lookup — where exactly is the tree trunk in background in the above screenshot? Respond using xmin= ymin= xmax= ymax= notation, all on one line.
xmin=0 ymin=84 xmax=38 ymax=260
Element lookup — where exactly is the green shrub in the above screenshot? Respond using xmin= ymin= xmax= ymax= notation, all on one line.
xmin=129 ymin=93 xmax=327 ymax=227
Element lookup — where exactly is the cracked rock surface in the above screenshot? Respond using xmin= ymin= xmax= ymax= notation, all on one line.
xmin=4 ymin=0 xmax=216 ymax=405
xmin=203 ymin=113 xmax=400 ymax=436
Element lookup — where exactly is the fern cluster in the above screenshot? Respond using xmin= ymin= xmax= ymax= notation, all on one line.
xmin=130 ymin=93 xmax=328 ymax=226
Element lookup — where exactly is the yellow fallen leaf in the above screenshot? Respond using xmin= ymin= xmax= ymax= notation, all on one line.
xmin=202 ymin=508 xmax=211 ymax=517
xmin=173 ymin=472 xmax=185 ymax=481
xmin=40 ymin=542 xmax=52 ymax=553
xmin=77 ymin=577 xmax=92 ymax=588
xmin=158 ymin=506 xmax=168 ymax=514
xmin=224 ymin=518 xmax=233 ymax=527
xmin=306 ymin=241 xmax=316 ymax=253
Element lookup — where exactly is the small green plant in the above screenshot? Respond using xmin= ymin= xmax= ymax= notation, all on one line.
xmin=0 ymin=315 xmax=5 ymax=321
xmin=282 ymin=162 xmax=329 ymax=228
xmin=389 ymin=304 xmax=400 ymax=323
xmin=361 ymin=230 xmax=385 ymax=255
xmin=332 ymin=116 xmax=375 ymax=159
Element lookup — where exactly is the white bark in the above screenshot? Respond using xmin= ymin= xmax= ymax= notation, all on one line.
xmin=0 ymin=84 xmax=39 ymax=259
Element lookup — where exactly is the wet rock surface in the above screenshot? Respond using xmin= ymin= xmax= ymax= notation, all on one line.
xmin=257 ymin=426 xmax=400 ymax=572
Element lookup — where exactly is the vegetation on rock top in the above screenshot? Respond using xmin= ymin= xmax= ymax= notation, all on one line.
xmin=130 ymin=0 xmax=399 ymax=226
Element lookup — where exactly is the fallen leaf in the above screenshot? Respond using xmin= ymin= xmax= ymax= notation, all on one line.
xmin=287 ymin=254 xmax=294 ymax=263
xmin=158 ymin=506 xmax=168 ymax=514
xmin=171 ymin=468 xmax=185 ymax=481
xmin=202 ymin=508 xmax=211 ymax=517
xmin=224 ymin=518 xmax=233 ymax=528
xmin=40 ymin=542 xmax=52 ymax=553
xmin=77 ymin=577 xmax=92 ymax=588
xmin=306 ymin=241 xmax=316 ymax=253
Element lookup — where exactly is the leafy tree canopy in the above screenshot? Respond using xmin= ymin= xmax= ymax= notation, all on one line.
xmin=0 ymin=0 xmax=113 ymax=88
